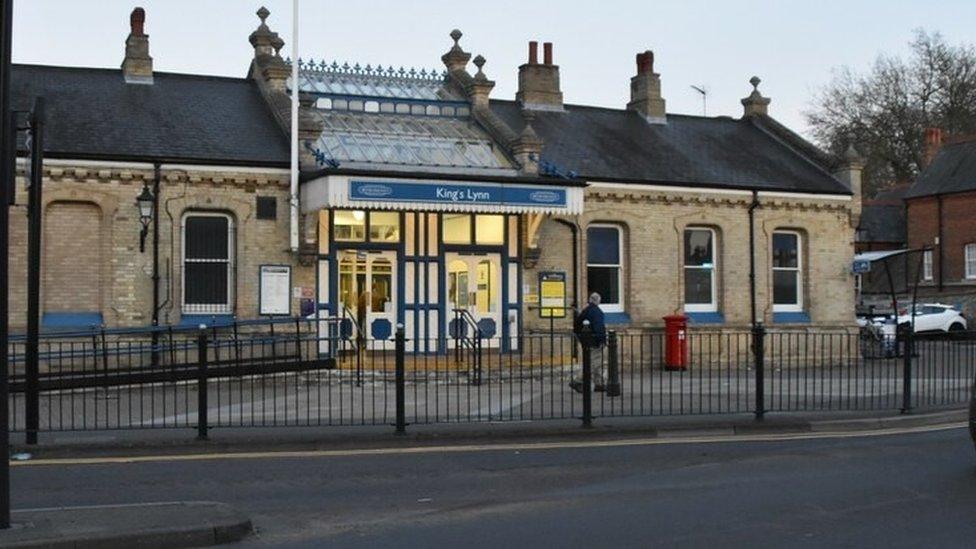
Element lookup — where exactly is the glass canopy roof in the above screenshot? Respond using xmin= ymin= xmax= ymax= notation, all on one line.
xmin=296 ymin=59 xmax=515 ymax=173
xmin=294 ymin=59 xmax=464 ymax=101
xmin=308 ymin=110 xmax=512 ymax=171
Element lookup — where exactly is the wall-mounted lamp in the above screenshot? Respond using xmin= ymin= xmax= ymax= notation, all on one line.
xmin=136 ymin=182 xmax=154 ymax=253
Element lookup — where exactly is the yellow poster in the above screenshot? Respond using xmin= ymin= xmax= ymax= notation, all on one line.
xmin=539 ymin=272 xmax=566 ymax=318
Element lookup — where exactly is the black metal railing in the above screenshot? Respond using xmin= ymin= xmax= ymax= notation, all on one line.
xmin=7 ymin=321 xmax=976 ymax=439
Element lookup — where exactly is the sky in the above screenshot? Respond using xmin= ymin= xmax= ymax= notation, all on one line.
xmin=11 ymin=0 xmax=976 ymax=138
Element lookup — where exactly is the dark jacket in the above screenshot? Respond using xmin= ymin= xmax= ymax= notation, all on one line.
xmin=574 ymin=303 xmax=606 ymax=347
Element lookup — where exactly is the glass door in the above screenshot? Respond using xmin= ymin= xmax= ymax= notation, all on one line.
xmin=445 ymin=252 xmax=501 ymax=346
xmin=337 ymin=250 xmax=397 ymax=346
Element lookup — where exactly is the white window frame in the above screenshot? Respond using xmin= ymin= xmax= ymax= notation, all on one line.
xmin=966 ymin=243 xmax=976 ymax=280
xmin=683 ymin=227 xmax=718 ymax=313
xmin=772 ymin=230 xmax=803 ymax=313
xmin=922 ymin=250 xmax=933 ymax=281
xmin=182 ymin=212 xmax=235 ymax=315
xmin=586 ymin=224 xmax=624 ymax=313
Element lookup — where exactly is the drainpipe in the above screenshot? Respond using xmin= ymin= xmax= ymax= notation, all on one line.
xmin=552 ymin=218 xmax=579 ymax=312
xmin=748 ymin=191 xmax=760 ymax=328
xmin=152 ymin=163 xmax=161 ymax=327
xmin=936 ymin=195 xmax=943 ymax=292
xmin=288 ymin=0 xmax=300 ymax=252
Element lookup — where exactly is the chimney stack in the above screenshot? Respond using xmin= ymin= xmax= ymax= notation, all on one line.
xmin=921 ymin=127 xmax=944 ymax=168
xmin=626 ymin=50 xmax=666 ymax=123
xmin=516 ymin=41 xmax=563 ymax=111
xmin=740 ymin=76 xmax=771 ymax=117
xmin=121 ymin=7 xmax=153 ymax=84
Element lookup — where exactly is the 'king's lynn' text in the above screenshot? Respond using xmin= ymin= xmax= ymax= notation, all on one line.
xmin=435 ymin=187 xmax=490 ymax=201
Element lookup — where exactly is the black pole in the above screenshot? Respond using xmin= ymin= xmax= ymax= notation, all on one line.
xmin=606 ymin=330 xmax=620 ymax=397
xmin=748 ymin=191 xmax=759 ymax=328
xmin=150 ymin=164 xmax=160 ymax=366
xmin=0 ymin=0 xmax=13 ymax=528
xmin=581 ymin=320 xmax=592 ymax=428
xmin=196 ymin=328 xmax=209 ymax=440
xmin=24 ymin=97 xmax=43 ymax=446
xmin=394 ymin=324 xmax=406 ymax=434
xmin=753 ymin=322 xmax=766 ymax=421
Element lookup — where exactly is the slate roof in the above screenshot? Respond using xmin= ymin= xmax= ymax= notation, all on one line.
xmin=906 ymin=139 xmax=976 ymax=198
xmin=858 ymin=204 xmax=906 ymax=244
xmin=11 ymin=64 xmax=289 ymax=167
xmin=489 ymin=100 xmax=850 ymax=194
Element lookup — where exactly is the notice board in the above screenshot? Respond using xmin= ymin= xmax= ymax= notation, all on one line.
xmin=538 ymin=271 xmax=567 ymax=318
xmin=259 ymin=264 xmax=291 ymax=316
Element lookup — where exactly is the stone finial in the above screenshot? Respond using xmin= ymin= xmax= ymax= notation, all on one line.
xmin=249 ymin=6 xmax=279 ymax=57
xmin=844 ymin=143 xmax=864 ymax=166
xmin=442 ymin=28 xmax=471 ymax=72
xmin=122 ymin=7 xmax=153 ymax=84
xmin=513 ymin=112 xmax=543 ymax=174
xmin=473 ymin=54 xmax=487 ymax=80
xmin=741 ymin=76 xmax=771 ymax=117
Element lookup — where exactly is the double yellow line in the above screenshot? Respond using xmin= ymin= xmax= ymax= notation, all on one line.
xmin=11 ymin=422 xmax=967 ymax=468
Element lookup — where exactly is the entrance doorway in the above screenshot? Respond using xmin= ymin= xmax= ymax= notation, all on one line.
xmin=445 ymin=252 xmax=501 ymax=345
xmin=337 ymin=250 xmax=397 ymax=344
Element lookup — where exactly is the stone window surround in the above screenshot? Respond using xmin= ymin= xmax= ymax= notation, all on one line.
xmin=181 ymin=211 xmax=236 ymax=315
xmin=585 ymin=222 xmax=625 ymax=314
xmin=965 ymin=243 xmax=976 ymax=280
xmin=771 ymin=229 xmax=804 ymax=313
xmin=682 ymin=225 xmax=720 ymax=314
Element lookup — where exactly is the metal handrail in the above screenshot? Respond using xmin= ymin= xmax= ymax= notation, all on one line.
xmin=340 ymin=305 xmax=365 ymax=340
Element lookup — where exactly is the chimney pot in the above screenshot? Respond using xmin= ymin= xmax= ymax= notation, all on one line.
xmin=528 ymin=41 xmax=538 ymax=64
xmin=130 ymin=7 xmax=146 ymax=36
xmin=922 ymin=127 xmax=945 ymax=168
xmin=636 ymin=51 xmax=654 ymax=74
xmin=543 ymin=42 xmax=553 ymax=65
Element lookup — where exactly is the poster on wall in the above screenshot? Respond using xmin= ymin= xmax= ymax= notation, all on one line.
xmin=259 ymin=265 xmax=291 ymax=316
xmin=539 ymin=271 xmax=567 ymax=318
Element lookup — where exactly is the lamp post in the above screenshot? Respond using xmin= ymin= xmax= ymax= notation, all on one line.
xmin=136 ymin=182 xmax=154 ymax=253
xmin=136 ymin=173 xmax=161 ymax=366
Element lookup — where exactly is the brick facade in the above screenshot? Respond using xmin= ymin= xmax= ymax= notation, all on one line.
xmin=905 ymin=190 xmax=976 ymax=319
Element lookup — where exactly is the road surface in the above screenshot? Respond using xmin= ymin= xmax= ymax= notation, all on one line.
xmin=11 ymin=426 xmax=976 ymax=547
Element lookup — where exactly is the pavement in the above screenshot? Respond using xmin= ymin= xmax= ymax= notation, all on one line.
xmin=0 ymin=501 xmax=251 ymax=548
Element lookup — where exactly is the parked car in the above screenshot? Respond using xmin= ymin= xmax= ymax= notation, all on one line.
xmin=896 ymin=304 xmax=967 ymax=334
xmin=862 ymin=303 xmax=967 ymax=334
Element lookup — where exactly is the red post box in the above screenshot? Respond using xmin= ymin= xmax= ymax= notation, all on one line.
xmin=663 ymin=314 xmax=688 ymax=371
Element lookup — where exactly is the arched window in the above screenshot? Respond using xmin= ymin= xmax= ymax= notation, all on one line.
xmin=587 ymin=224 xmax=624 ymax=313
xmin=684 ymin=227 xmax=717 ymax=312
xmin=772 ymin=231 xmax=802 ymax=312
xmin=182 ymin=213 xmax=234 ymax=314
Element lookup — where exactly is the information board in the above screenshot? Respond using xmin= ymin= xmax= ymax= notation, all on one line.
xmin=539 ymin=271 xmax=567 ymax=318
xmin=259 ymin=265 xmax=291 ymax=316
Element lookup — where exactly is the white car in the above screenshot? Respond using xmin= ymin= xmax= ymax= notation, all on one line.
xmin=894 ymin=303 xmax=967 ymax=334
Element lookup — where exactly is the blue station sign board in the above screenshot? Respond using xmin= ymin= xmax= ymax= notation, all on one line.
xmin=349 ymin=179 xmax=568 ymax=208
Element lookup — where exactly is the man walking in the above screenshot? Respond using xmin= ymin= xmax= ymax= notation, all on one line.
xmin=570 ymin=292 xmax=606 ymax=394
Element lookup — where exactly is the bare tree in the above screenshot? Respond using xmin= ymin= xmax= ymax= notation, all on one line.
xmin=806 ymin=30 xmax=976 ymax=197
